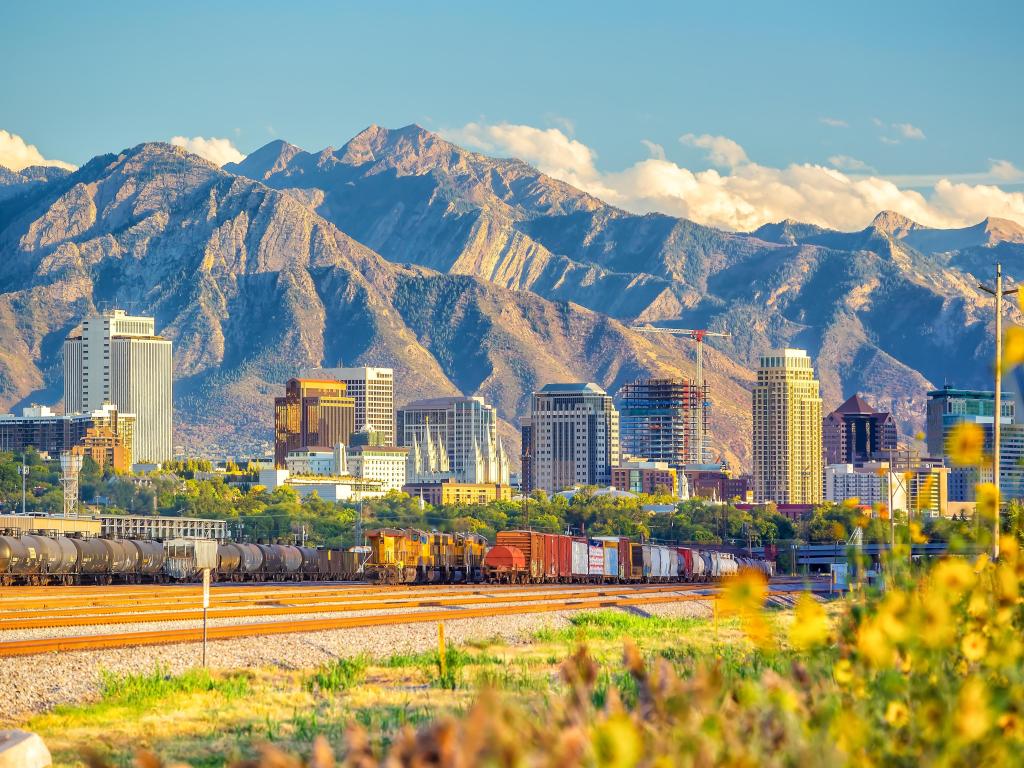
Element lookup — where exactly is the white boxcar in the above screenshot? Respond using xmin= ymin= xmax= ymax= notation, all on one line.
xmin=653 ymin=545 xmax=673 ymax=580
xmin=588 ymin=545 xmax=604 ymax=577
xmin=571 ymin=539 xmax=589 ymax=578
xmin=604 ymin=546 xmax=618 ymax=578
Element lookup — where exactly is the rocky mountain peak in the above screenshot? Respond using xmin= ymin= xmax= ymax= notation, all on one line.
xmin=982 ymin=216 xmax=1024 ymax=245
xmin=870 ymin=210 xmax=922 ymax=237
xmin=224 ymin=139 xmax=303 ymax=180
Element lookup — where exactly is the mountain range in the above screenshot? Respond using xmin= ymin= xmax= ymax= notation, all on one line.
xmin=1 ymin=123 xmax=1021 ymax=470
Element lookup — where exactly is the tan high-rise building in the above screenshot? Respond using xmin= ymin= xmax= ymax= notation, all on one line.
xmin=310 ymin=367 xmax=395 ymax=445
xmin=63 ymin=310 xmax=172 ymax=463
xmin=752 ymin=349 xmax=823 ymax=504
xmin=274 ymin=378 xmax=355 ymax=467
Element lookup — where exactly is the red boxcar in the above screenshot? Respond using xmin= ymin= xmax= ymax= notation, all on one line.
xmin=617 ymin=538 xmax=631 ymax=581
xmin=677 ymin=547 xmax=693 ymax=581
xmin=542 ymin=533 xmax=559 ymax=581
xmin=555 ymin=534 xmax=573 ymax=580
xmin=495 ymin=531 xmax=544 ymax=581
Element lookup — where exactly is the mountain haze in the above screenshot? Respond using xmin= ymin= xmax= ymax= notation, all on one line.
xmin=0 ymin=124 xmax=1019 ymax=470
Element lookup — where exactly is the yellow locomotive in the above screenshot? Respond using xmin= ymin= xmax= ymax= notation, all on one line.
xmin=365 ymin=528 xmax=488 ymax=584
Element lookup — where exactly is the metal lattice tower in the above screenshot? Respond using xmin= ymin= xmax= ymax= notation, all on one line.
xmin=60 ymin=451 xmax=84 ymax=518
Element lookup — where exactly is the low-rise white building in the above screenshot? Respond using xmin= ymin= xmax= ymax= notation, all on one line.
xmin=348 ymin=445 xmax=407 ymax=492
xmin=825 ymin=460 xmax=950 ymax=516
xmin=825 ymin=463 xmax=888 ymax=508
xmin=285 ymin=446 xmax=344 ymax=476
xmin=257 ymin=467 xmax=384 ymax=502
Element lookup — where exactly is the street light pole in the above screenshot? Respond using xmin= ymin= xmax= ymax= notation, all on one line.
xmin=979 ymin=263 xmax=1018 ymax=560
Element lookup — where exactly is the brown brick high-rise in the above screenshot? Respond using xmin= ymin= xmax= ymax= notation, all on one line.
xmin=274 ymin=378 xmax=355 ymax=467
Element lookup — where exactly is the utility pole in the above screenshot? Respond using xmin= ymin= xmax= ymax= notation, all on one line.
xmin=19 ymin=455 xmax=28 ymax=515
xmin=979 ymin=263 xmax=1017 ymax=560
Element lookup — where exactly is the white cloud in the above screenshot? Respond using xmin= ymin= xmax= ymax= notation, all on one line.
xmin=640 ymin=139 xmax=666 ymax=161
xmin=880 ymin=136 xmax=901 ymax=146
xmin=548 ymin=115 xmax=575 ymax=136
xmin=445 ymin=122 xmax=601 ymax=191
xmin=679 ymin=133 xmax=748 ymax=168
xmin=444 ymin=121 xmax=1024 ymax=232
xmin=828 ymin=154 xmax=874 ymax=172
xmin=820 ymin=117 xmax=848 ymax=128
xmin=988 ymin=159 xmax=1024 ymax=183
xmin=0 ymin=129 xmax=76 ymax=172
xmin=170 ymin=136 xmax=246 ymax=166
xmin=894 ymin=122 xmax=926 ymax=140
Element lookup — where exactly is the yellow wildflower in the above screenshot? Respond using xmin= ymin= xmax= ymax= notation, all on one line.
xmin=914 ymin=430 xmax=926 ymax=441
xmin=833 ymin=658 xmax=854 ymax=685
xmin=933 ymin=557 xmax=976 ymax=597
xmin=919 ymin=589 xmax=955 ymax=648
xmin=885 ymin=701 xmax=909 ymax=728
xmin=592 ymin=714 xmax=642 ymax=768
xmin=841 ymin=496 xmax=860 ymax=508
xmin=947 ymin=422 xmax=985 ymax=466
xmin=967 ymin=591 xmax=989 ymax=621
xmin=909 ymin=520 xmax=928 ymax=544
xmin=956 ymin=677 xmax=991 ymax=741
xmin=857 ymin=618 xmax=892 ymax=667
xmin=721 ymin=569 xmax=768 ymax=616
xmin=997 ymin=563 xmax=1020 ymax=605
xmin=1002 ymin=325 xmax=1024 ymax=371
xmin=789 ymin=594 xmax=831 ymax=650
xmin=976 ymin=483 xmax=1000 ymax=521
xmin=998 ymin=713 xmax=1024 ymax=740
xmin=961 ymin=631 xmax=987 ymax=662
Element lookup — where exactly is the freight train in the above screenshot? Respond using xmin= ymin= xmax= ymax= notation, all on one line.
xmin=0 ymin=528 xmax=774 ymax=586
xmin=365 ymin=529 xmax=775 ymax=584
xmin=0 ymin=533 xmax=366 ymax=586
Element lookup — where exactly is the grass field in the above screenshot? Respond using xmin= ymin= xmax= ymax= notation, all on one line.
xmin=28 ymin=604 xmax=766 ymax=767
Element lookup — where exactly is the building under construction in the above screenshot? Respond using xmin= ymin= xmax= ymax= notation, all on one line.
xmin=617 ymin=378 xmax=707 ymax=469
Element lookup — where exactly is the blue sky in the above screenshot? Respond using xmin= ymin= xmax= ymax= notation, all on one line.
xmin=2 ymin=1 xmax=1022 ymax=230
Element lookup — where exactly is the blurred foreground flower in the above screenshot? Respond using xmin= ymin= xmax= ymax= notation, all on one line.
xmin=722 ymin=568 xmax=771 ymax=648
xmin=789 ymin=594 xmax=831 ymax=650
xmin=1002 ymin=325 xmax=1024 ymax=372
xmin=976 ymin=482 xmax=1000 ymax=521
xmin=947 ymin=422 xmax=985 ymax=466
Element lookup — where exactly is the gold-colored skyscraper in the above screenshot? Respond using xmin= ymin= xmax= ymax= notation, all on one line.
xmin=752 ymin=349 xmax=823 ymax=504
xmin=274 ymin=378 xmax=355 ymax=468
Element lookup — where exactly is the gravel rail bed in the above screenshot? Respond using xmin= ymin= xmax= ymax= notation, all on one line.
xmin=1 ymin=599 xmax=712 ymax=724
xmin=0 ymin=589 xmax=703 ymax=642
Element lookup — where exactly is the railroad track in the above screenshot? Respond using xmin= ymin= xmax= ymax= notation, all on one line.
xmin=0 ymin=580 xmax=713 ymax=611
xmin=0 ymin=584 xmax=714 ymax=630
xmin=1 ymin=579 xmax=814 ymax=613
xmin=0 ymin=584 xmax=827 ymax=657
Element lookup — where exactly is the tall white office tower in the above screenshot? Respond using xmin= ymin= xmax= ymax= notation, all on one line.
xmin=312 ymin=367 xmax=395 ymax=445
xmin=63 ymin=310 xmax=173 ymax=463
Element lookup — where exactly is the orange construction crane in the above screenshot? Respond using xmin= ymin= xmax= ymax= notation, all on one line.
xmin=630 ymin=325 xmax=732 ymax=463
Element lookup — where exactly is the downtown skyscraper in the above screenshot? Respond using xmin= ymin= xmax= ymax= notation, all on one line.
xmin=63 ymin=309 xmax=172 ymax=463
xmin=752 ymin=349 xmax=823 ymax=504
